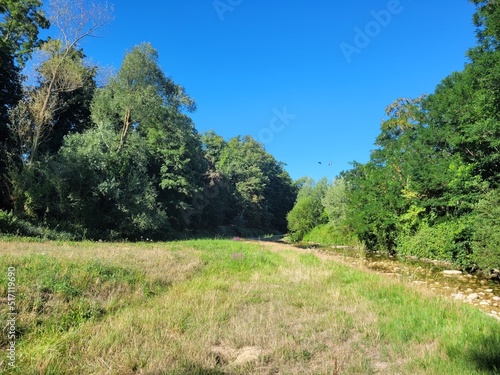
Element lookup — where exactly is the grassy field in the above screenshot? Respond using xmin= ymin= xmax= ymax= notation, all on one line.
xmin=0 ymin=239 xmax=499 ymax=374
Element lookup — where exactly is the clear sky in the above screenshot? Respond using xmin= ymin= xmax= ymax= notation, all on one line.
xmin=62 ymin=0 xmax=477 ymax=182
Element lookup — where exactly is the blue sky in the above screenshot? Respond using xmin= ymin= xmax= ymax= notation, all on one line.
xmin=64 ymin=0 xmax=477 ymax=182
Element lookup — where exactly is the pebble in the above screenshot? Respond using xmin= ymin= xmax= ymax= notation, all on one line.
xmin=467 ymin=293 xmax=479 ymax=301
xmin=443 ymin=270 xmax=462 ymax=276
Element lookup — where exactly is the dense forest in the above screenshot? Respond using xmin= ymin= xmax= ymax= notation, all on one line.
xmin=287 ymin=0 xmax=500 ymax=274
xmin=1 ymin=1 xmax=499 ymax=274
xmin=0 ymin=0 xmax=297 ymax=240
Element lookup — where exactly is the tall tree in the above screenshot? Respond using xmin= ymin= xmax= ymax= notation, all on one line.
xmin=8 ymin=0 xmax=112 ymax=166
xmin=92 ymin=43 xmax=206 ymax=231
xmin=0 ymin=0 xmax=48 ymax=210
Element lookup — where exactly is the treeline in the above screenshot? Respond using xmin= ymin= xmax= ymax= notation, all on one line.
xmin=288 ymin=0 xmax=500 ymax=273
xmin=0 ymin=1 xmax=296 ymax=240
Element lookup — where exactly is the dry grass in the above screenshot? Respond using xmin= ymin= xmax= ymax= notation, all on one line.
xmin=1 ymin=239 xmax=499 ymax=374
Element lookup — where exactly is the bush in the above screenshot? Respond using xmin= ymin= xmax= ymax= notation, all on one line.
xmin=0 ymin=210 xmax=15 ymax=233
xmin=287 ymin=196 xmax=325 ymax=241
xmin=0 ymin=210 xmax=75 ymax=240
xmin=396 ymin=219 xmax=473 ymax=267
xmin=472 ymin=189 xmax=500 ymax=272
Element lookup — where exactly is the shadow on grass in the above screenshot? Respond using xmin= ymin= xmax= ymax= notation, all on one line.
xmin=468 ymin=330 xmax=500 ymax=373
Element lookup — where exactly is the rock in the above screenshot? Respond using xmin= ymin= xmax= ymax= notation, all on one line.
xmin=452 ymin=293 xmax=465 ymax=300
xmin=492 ymin=296 xmax=500 ymax=302
xmin=485 ymin=289 xmax=494 ymax=293
xmin=467 ymin=293 xmax=479 ymax=302
xmin=480 ymin=301 xmax=491 ymax=306
xmin=443 ymin=270 xmax=462 ymax=276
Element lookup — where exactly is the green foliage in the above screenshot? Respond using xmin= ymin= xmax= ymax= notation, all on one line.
xmin=0 ymin=210 xmax=15 ymax=233
xmin=56 ymin=124 xmax=169 ymax=239
xmin=396 ymin=220 xmax=473 ymax=266
xmin=472 ymin=189 xmax=500 ymax=271
xmin=0 ymin=0 xmax=49 ymax=66
xmin=302 ymin=223 xmax=357 ymax=246
xmin=214 ymin=135 xmax=296 ymax=232
xmin=0 ymin=0 xmax=49 ymax=209
xmin=0 ymin=210 xmax=75 ymax=240
xmin=322 ymin=176 xmax=348 ymax=227
xmin=287 ymin=196 xmax=324 ymax=241
xmin=91 ymin=43 xmax=207 ymax=232
xmin=287 ymin=179 xmax=328 ymax=241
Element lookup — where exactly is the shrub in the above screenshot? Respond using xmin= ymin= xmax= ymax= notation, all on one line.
xmin=472 ymin=189 xmax=500 ymax=272
xmin=287 ymin=196 xmax=325 ymax=241
xmin=396 ymin=219 xmax=473 ymax=267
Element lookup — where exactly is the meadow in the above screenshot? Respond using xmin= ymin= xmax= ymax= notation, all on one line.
xmin=0 ymin=238 xmax=499 ymax=374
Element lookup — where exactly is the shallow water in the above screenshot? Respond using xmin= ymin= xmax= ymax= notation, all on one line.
xmin=295 ymin=243 xmax=500 ymax=321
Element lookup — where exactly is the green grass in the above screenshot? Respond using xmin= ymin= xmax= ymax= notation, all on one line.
xmin=0 ymin=239 xmax=499 ymax=374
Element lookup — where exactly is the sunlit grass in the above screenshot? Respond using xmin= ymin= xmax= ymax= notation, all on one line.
xmin=0 ymin=239 xmax=499 ymax=374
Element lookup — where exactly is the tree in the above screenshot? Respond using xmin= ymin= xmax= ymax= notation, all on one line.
xmin=287 ymin=178 xmax=327 ymax=241
xmin=216 ymin=135 xmax=296 ymax=232
xmin=0 ymin=0 xmax=49 ymax=209
xmin=0 ymin=0 xmax=49 ymax=66
xmin=92 ymin=43 xmax=207 ymax=231
xmin=59 ymin=123 xmax=168 ymax=239
xmin=322 ymin=176 xmax=348 ymax=227
xmin=9 ymin=0 xmax=112 ymax=166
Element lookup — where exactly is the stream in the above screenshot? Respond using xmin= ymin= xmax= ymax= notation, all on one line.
xmin=294 ymin=242 xmax=500 ymax=322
